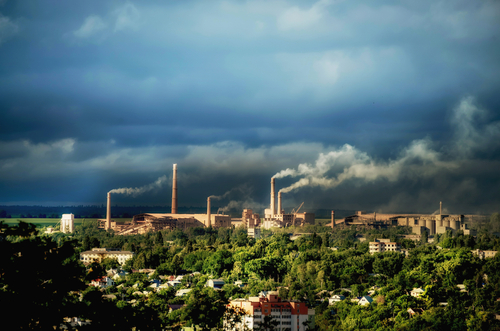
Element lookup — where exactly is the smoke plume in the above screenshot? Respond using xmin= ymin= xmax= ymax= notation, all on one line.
xmin=274 ymin=96 xmax=499 ymax=195
xmin=209 ymin=185 xmax=249 ymax=200
xmin=108 ymin=175 xmax=168 ymax=196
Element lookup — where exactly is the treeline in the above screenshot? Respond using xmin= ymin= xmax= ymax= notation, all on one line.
xmin=0 ymin=205 xmax=223 ymax=219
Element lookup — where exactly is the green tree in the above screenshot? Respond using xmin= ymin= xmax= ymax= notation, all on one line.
xmin=181 ymin=287 xmax=227 ymax=330
xmin=0 ymin=221 xmax=87 ymax=330
xmin=257 ymin=315 xmax=279 ymax=331
xmin=421 ymin=230 xmax=428 ymax=244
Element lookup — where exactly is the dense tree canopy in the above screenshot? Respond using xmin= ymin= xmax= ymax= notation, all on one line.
xmin=2 ymin=218 xmax=500 ymax=330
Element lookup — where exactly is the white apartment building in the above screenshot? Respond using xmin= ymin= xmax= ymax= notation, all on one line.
xmin=369 ymin=239 xmax=401 ymax=254
xmin=60 ymin=214 xmax=74 ymax=233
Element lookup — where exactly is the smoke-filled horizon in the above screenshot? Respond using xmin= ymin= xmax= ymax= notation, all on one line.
xmin=271 ymin=97 xmax=500 ymax=212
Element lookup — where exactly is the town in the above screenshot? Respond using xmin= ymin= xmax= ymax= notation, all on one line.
xmin=1 ymin=1 xmax=499 ymax=330
xmin=1 ymin=167 xmax=499 ymax=330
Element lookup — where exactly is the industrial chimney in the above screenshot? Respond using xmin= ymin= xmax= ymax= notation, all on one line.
xmin=270 ymin=177 xmax=276 ymax=216
xmin=207 ymin=197 xmax=211 ymax=227
xmin=331 ymin=210 xmax=335 ymax=229
xmin=106 ymin=192 xmax=111 ymax=230
xmin=277 ymin=191 xmax=282 ymax=215
xmin=172 ymin=164 xmax=178 ymax=214
xmin=440 ymin=201 xmax=442 ymax=215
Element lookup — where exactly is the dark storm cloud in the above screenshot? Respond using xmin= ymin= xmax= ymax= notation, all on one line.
xmin=0 ymin=0 xmax=499 ymax=213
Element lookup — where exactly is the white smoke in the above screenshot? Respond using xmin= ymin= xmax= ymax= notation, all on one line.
xmin=276 ymin=140 xmax=457 ymax=193
xmin=275 ymin=96 xmax=498 ymax=194
xmin=452 ymin=96 xmax=500 ymax=156
xmin=108 ymin=175 xmax=168 ymax=196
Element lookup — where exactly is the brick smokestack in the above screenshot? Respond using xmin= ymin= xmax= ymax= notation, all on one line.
xmin=270 ymin=177 xmax=276 ymax=216
xmin=106 ymin=192 xmax=111 ymax=230
xmin=331 ymin=210 xmax=335 ymax=229
xmin=172 ymin=164 xmax=178 ymax=214
xmin=207 ymin=197 xmax=211 ymax=227
xmin=440 ymin=201 xmax=442 ymax=215
xmin=278 ymin=191 xmax=282 ymax=215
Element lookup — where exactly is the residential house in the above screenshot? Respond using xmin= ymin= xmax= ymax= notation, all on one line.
xmin=90 ymin=276 xmax=115 ymax=289
xmin=328 ymin=295 xmax=345 ymax=305
xmin=410 ymin=288 xmax=425 ymax=298
xmin=168 ymin=280 xmax=182 ymax=287
xmin=176 ymin=289 xmax=192 ymax=297
xmin=358 ymin=296 xmax=373 ymax=306
xmin=206 ymin=279 xmax=225 ymax=289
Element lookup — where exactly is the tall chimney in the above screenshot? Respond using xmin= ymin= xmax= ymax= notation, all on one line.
xmin=331 ymin=210 xmax=335 ymax=229
xmin=270 ymin=177 xmax=276 ymax=216
xmin=277 ymin=191 xmax=282 ymax=215
xmin=172 ymin=164 xmax=178 ymax=214
xmin=106 ymin=192 xmax=111 ymax=230
xmin=207 ymin=197 xmax=211 ymax=227
xmin=440 ymin=201 xmax=442 ymax=215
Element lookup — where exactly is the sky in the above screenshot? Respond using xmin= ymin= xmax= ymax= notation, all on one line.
xmin=1 ymin=0 xmax=499 ymax=214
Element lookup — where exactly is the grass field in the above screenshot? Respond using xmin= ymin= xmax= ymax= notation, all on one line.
xmin=0 ymin=218 xmax=133 ymax=228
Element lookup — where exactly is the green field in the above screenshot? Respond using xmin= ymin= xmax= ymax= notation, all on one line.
xmin=0 ymin=218 xmax=133 ymax=228
xmin=1 ymin=218 xmax=94 ymax=228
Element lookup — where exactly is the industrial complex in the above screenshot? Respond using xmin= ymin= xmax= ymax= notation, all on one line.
xmin=89 ymin=163 xmax=475 ymax=239
xmin=329 ymin=201 xmax=475 ymax=237
xmin=96 ymin=164 xmax=317 ymax=236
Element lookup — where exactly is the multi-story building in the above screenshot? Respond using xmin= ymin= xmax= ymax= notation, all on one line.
xmin=227 ymin=291 xmax=314 ymax=331
xmin=369 ymin=239 xmax=401 ymax=254
xmin=60 ymin=213 xmax=74 ymax=233
xmin=80 ymin=248 xmax=134 ymax=265
xmin=472 ymin=249 xmax=498 ymax=259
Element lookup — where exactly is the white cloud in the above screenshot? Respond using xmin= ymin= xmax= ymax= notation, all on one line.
xmin=0 ymin=13 xmax=18 ymax=45
xmin=113 ymin=2 xmax=140 ymax=32
xmin=70 ymin=3 xmax=140 ymax=41
xmin=277 ymin=0 xmax=330 ymax=31
xmin=73 ymin=15 xmax=107 ymax=38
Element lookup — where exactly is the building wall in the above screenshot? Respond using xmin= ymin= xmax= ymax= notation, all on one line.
xmin=61 ymin=213 xmax=74 ymax=233
xmin=227 ymin=292 xmax=313 ymax=331
xmin=369 ymin=239 xmax=401 ymax=254
xmin=80 ymin=248 xmax=134 ymax=265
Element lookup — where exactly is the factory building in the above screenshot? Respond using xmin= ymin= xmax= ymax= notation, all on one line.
xmin=334 ymin=202 xmax=475 ymax=236
xmin=114 ymin=212 xmax=231 ymax=235
xmin=261 ymin=178 xmax=315 ymax=229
